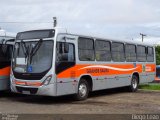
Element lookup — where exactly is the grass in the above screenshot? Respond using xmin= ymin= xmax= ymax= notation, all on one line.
xmin=139 ymin=83 xmax=160 ymax=90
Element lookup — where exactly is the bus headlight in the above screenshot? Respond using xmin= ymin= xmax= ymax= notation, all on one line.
xmin=43 ymin=75 xmax=52 ymax=85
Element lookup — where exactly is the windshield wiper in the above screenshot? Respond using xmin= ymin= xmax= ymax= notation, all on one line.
xmin=20 ymin=39 xmax=43 ymax=63
xmin=21 ymin=40 xmax=29 ymax=59
xmin=30 ymin=39 xmax=43 ymax=63
xmin=17 ymin=39 xmax=43 ymax=72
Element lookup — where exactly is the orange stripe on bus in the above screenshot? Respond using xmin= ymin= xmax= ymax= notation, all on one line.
xmin=0 ymin=66 xmax=10 ymax=76
xmin=57 ymin=64 xmax=155 ymax=78
xmin=145 ymin=64 xmax=156 ymax=72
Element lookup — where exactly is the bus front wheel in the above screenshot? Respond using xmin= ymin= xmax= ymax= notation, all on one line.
xmin=74 ymin=78 xmax=89 ymax=101
xmin=129 ymin=75 xmax=138 ymax=92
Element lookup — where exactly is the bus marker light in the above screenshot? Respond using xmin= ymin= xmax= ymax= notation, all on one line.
xmin=12 ymin=79 xmax=15 ymax=84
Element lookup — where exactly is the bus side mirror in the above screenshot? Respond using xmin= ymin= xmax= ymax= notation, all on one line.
xmin=64 ymin=43 xmax=69 ymax=53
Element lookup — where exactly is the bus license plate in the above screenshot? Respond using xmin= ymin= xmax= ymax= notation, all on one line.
xmin=22 ymin=91 xmax=30 ymax=94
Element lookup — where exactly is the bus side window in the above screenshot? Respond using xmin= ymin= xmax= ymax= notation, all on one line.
xmin=95 ymin=40 xmax=111 ymax=61
xmin=0 ymin=44 xmax=12 ymax=62
xmin=56 ymin=42 xmax=75 ymax=62
xmin=56 ymin=42 xmax=75 ymax=74
xmin=0 ymin=44 xmax=5 ymax=62
xmin=112 ymin=42 xmax=125 ymax=62
xmin=78 ymin=37 xmax=95 ymax=61
xmin=137 ymin=45 xmax=146 ymax=62
xmin=147 ymin=47 xmax=154 ymax=62
xmin=6 ymin=45 xmax=13 ymax=61
xmin=125 ymin=44 xmax=136 ymax=62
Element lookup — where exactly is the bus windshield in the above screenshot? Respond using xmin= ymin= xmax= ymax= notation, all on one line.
xmin=12 ymin=40 xmax=53 ymax=74
xmin=0 ymin=44 xmax=12 ymax=63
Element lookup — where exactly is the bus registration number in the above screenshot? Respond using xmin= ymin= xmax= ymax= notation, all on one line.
xmin=22 ymin=91 xmax=30 ymax=94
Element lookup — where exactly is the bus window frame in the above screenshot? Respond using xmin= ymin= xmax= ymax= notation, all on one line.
xmin=111 ymin=42 xmax=125 ymax=62
xmin=147 ymin=46 xmax=154 ymax=62
xmin=78 ymin=37 xmax=95 ymax=61
xmin=95 ymin=39 xmax=111 ymax=62
xmin=137 ymin=45 xmax=147 ymax=62
xmin=125 ymin=43 xmax=137 ymax=62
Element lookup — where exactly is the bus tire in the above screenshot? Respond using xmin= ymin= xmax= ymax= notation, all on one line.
xmin=74 ymin=78 xmax=89 ymax=101
xmin=129 ymin=75 xmax=138 ymax=92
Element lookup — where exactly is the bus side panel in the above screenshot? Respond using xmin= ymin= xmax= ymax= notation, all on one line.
xmin=139 ymin=73 xmax=155 ymax=83
xmin=139 ymin=63 xmax=156 ymax=83
xmin=56 ymin=63 xmax=155 ymax=95
xmin=0 ymin=76 xmax=10 ymax=90
xmin=146 ymin=64 xmax=156 ymax=83
xmin=93 ymin=74 xmax=131 ymax=91
xmin=56 ymin=64 xmax=142 ymax=94
xmin=56 ymin=78 xmax=77 ymax=96
xmin=0 ymin=66 xmax=10 ymax=90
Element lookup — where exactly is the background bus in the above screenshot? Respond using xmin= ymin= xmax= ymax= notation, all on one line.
xmin=0 ymin=38 xmax=15 ymax=91
xmin=10 ymin=28 xmax=156 ymax=100
xmin=155 ymin=65 xmax=160 ymax=81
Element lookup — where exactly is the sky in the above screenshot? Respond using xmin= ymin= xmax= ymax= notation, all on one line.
xmin=0 ymin=0 xmax=160 ymax=44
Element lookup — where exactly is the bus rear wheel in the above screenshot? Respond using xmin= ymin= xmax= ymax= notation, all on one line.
xmin=129 ymin=75 xmax=138 ymax=92
xmin=74 ymin=78 xmax=89 ymax=101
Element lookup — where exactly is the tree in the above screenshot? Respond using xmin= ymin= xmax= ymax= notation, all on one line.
xmin=155 ymin=45 xmax=160 ymax=65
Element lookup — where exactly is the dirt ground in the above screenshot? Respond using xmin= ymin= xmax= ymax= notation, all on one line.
xmin=0 ymin=88 xmax=160 ymax=114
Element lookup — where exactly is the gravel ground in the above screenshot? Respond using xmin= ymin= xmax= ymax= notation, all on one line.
xmin=0 ymin=88 xmax=160 ymax=114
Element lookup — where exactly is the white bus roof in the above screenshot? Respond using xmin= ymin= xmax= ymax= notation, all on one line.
xmin=0 ymin=36 xmax=15 ymax=45
xmin=17 ymin=28 xmax=154 ymax=47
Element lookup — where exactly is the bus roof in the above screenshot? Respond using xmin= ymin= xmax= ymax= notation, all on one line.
xmin=16 ymin=28 xmax=154 ymax=47
xmin=65 ymin=33 xmax=154 ymax=47
xmin=0 ymin=37 xmax=15 ymax=45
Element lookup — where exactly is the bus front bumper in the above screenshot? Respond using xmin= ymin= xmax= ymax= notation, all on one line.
xmin=11 ymin=83 xmax=57 ymax=96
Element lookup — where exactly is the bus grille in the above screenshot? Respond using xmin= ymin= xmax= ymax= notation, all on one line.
xmin=16 ymin=86 xmax=38 ymax=94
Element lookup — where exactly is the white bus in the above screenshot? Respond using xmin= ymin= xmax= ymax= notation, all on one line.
xmin=10 ymin=28 xmax=156 ymax=100
xmin=0 ymin=38 xmax=14 ymax=90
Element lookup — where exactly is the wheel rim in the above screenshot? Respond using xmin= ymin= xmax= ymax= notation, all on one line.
xmin=79 ymin=83 xmax=87 ymax=98
xmin=132 ymin=78 xmax=137 ymax=89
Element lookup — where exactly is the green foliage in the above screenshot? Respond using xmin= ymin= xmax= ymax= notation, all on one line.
xmin=139 ymin=83 xmax=160 ymax=90
xmin=155 ymin=46 xmax=160 ymax=65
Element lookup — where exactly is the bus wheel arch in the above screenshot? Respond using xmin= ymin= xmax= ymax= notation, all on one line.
xmin=129 ymin=72 xmax=139 ymax=92
xmin=74 ymin=75 xmax=93 ymax=101
xmin=79 ymin=75 xmax=93 ymax=92
xmin=132 ymin=72 xmax=140 ymax=84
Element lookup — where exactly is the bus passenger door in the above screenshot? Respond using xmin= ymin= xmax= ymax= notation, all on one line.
xmin=55 ymin=41 xmax=76 ymax=96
